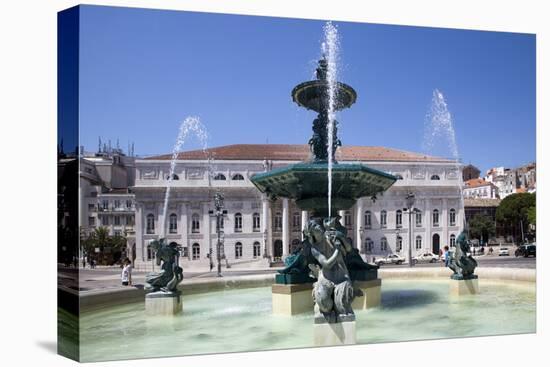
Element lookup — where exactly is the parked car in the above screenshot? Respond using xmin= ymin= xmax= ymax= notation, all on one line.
xmin=498 ymin=247 xmax=510 ymax=256
xmin=413 ymin=252 xmax=439 ymax=264
xmin=515 ymin=244 xmax=536 ymax=258
xmin=374 ymin=254 xmax=406 ymax=266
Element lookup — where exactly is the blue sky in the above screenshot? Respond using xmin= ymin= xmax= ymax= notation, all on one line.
xmin=79 ymin=5 xmax=535 ymax=174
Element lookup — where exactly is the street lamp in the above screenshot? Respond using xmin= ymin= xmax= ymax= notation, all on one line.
xmin=209 ymin=191 xmax=227 ymax=277
xmin=404 ymin=192 xmax=416 ymax=267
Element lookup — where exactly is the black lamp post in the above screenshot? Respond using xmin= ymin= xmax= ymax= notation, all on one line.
xmin=209 ymin=192 xmax=227 ymax=277
xmin=405 ymin=192 xmax=416 ymax=267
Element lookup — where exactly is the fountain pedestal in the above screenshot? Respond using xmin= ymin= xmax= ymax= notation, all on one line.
xmin=272 ymin=283 xmax=313 ymax=316
xmin=313 ymin=321 xmax=356 ymax=346
xmin=450 ymin=277 xmax=479 ymax=296
xmin=145 ymin=291 xmax=182 ymax=316
xmin=351 ymin=278 xmax=382 ymax=309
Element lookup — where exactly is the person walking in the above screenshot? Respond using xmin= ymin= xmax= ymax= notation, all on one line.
xmin=444 ymin=246 xmax=451 ymax=268
xmin=121 ymin=258 xmax=132 ymax=286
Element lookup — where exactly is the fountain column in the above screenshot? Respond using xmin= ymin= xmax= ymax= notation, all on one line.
xmin=282 ymin=198 xmax=290 ymax=258
xmin=262 ymin=196 xmax=271 ymax=257
xmin=355 ymin=199 xmax=364 ymax=249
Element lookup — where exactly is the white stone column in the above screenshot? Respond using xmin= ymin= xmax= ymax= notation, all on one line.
xmin=355 ymin=199 xmax=364 ymax=249
xmin=424 ymin=198 xmax=431 ymax=254
xmin=282 ymin=198 xmax=289 ymax=258
xmin=262 ymin=197 xmax=270 ymax=257
xmin=301 ymin=210 xmax=308 ymax=240
xmin=180 ymin=203 xmax=188 ymax=256
xmin=442 ymin=198 xmax=449 ymax=248
xmin=134 ymin=202 xmax=144 ymax=267
xmin=203 ymin=202 xmax=211 ymax=263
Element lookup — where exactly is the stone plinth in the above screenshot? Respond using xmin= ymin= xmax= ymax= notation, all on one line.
xmin=313 ymin=321 xmax=356 ymax=346
xmin=449 ymin=277 xmax=479 ymax=296
xmin=272 ymin=283 xmax=313 ymax=315
xmin=145 ymin=291 xmax=182 ymax=316
xmin=352 ymin=278 xmax=382 ymax=310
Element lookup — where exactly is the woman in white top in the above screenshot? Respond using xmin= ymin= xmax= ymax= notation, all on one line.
xmin=121 ymin=258 xmax=132 ymax=286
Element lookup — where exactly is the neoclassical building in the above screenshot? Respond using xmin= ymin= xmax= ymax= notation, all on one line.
xmin=132 ymin=144 xmax=464 ymax=270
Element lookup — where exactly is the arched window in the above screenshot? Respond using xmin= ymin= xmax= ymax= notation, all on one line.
xmin=344 ymin=211 xmax=352 ymax=227
xmin=235 ymin=242 xmax=243 ymax=259
xmin=234 ymin=213 xmax=242 ymax=232
xmin=449 ymin=208 xmax=456 ymax=226
xmin=146 ymin=214 xmax=155 ymax=234
xmin=169 ymin=213 xmax=177 ymax=233
xmin=395 ymin=174 xmax=404 ymax=180
xmin=364 ymin=211 xmax=372 ymax=229
xmin=292 ymin=212 xmax=301 ymax=229
xmin=253 ymin=241 xmax=261 ymax=258
xmin=232 ymin=173 xmax=245 ymax=181
xmin=252 ymin=213 xmax=260 ymax=232
xmin=166 ymin=174 xmax=179 ymax=180
xmin=415 ymin=211 xmax=422 ymax=227
xmin=396 ymin=210 xmax=402 ymax=228
xmin=432 ymin=209 xmax=440 ymax=227
xmin=450 ymin=234 xmax=456 ymax=247
xmin=192 ymin=243 xmax=200 ymax=260
xmin=430 ymin=174 xmax=440 ymax=180
xmin=213 ymin=173 xmax=226 ymax=180
xmin=416 ymin=235 xmax=422 ymax=250
xmin=396 ymin=236 xmax=403 ymax=252
xmin=191 ymin=213 xmax=200 ymax=233
xmin=364 ymin=238 xmax=373 ymax=253
xmin=381 ymin=237 xmax=388 ymax=251
xmin=380 ymin=210 xmax=387 ymax=228
xmin=274 ymin=212 xmax=282 ymax=231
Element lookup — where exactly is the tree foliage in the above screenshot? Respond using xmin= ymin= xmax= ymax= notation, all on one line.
xmin=496 ymin=193 xmax=535 ymax=226
xmin=81 ymin=226 xmax=126 ymax=254
xmin=527 ymin=206 xmax=536 ymax=227
xmin=468 ymin=214 xmax=496 ymax=243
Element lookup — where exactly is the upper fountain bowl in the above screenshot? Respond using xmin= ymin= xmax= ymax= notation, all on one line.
xmin=291 ymin=80 xmax=357 ymax=113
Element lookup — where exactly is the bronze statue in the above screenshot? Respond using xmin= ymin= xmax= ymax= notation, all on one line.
xmin=447 ymin=230 xmax=478 ymax=280
xmin=145 ymin=239 xmax=184 ymax=293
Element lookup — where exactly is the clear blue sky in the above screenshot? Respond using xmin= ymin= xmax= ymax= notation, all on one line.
xmin=79 ymin=5 xmax=536 ymax=174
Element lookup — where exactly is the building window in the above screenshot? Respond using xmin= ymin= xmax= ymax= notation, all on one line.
xmin=364 ymin=211 xmax=372 ymax=229
xmin=253 ymin=213 xmax=261 ymax=232
xmin=292 ymin=212 xmax=301 ymax=228
xmin=416 ymin=235 xmax=422 ymax=250
xmin=114 ymin=230 xmax=121 ymax=237
xmin=114 ymin=216 xmax=121 ymax=226
xmin=147 ymin=244 xmax=156 ymax=260
xmin=88 ymin=203 xmax=95 ymax=211
xmin=114 ymin=200 xmax=121 ymax=209
xmin=450 ymin=234 xmax=456 ymax=247
xmin=126 ymin=200 xmax=132 ymax=208
xmin=415 ymin=211 xmax=422 ymax=227
xmin=102 ymin=200 xmax=109 ymax=210
xmin=274 ymin=212 xmax=282 ymax=231
xmin=449 ymin=208 xmax=456 ymax=226
xmin=396 ymin=210 xmax=402 ymax=228
xmin=344 ymin=211 xmax=352 ymax=227
xmin=169 ymin=213 xmax=177 ymax=233
xmin=166 ymin=174 xmax=179 ymax=180
xmin=214 ymin=173 xmax=226 ymax=180
xmin=381 ymin=237 xmax=388 ymax=251
xmin=192 ymin=243 xmax=200 ymax=260
xmin=192 ymin=214 xmax=200 ymax=233
xmin=88 ymin=217 xmax=95 ymax=226
xmin=234 ymin=213 xmax=242 ymax=232
xmin=146 ymin=214 xmax=155 ymax=234
xmin=235 ymin=242 xmax=243 ymax=259
xmin=380 ymin=210 xmax=387 ymax=228
xmin=364 ymin=238 xmax=373 ymax=253
xmin=396 ymin=236 xmax=403 ymax=252
xmin=232 ymin=173 xmax=245 ymax=180
xmin=430 ymin=174 xmax=440 ymax=180
xmin=253 ymin=241 xmax=261 ymax=258
xmin=433 ymin=209 xmax=440 ymax=227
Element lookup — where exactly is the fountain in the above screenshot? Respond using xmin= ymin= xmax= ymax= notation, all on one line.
xmin=250 ymin=24 xmax=396 ymax=344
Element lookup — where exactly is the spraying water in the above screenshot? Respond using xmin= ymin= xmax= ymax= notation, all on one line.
xmin=423 ymin=89 xmax=465 ymax=228
xmin=322 ymin=21 xmax=340 ymax=217
xmin=161 ymin=116 xmax=210 ymax=238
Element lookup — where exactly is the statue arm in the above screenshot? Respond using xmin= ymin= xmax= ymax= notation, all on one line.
xmin=311 ymin=245 xmax=340 ymax=269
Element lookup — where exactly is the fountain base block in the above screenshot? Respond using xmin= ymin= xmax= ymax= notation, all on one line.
xmin=145 ymin=291 xmax=182 ymax=316
xmin=351 ymin=278 xmax=382 ymax=309
xmin=449 ymin=277 xmax=479 ymax=296
xmin=313 ymin=321 xmax=356 ymax=346
xmin=272 ymin=283 xmax=313 ymax=315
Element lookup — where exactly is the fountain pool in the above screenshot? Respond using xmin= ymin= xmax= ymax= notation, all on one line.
xmin=75 ymin=279 xmax=535 ymax=362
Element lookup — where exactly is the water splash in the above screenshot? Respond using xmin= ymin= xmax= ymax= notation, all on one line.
xmin=161 ymin=117 xmax=211 ymax=238
xmin=423 ymin=89 xmax=465 ymax=228
xmin=322 ymin=21 xmax=340 ymax=217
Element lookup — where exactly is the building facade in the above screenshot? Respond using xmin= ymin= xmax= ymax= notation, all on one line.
xmin=132 ymin=144 xmax=464 ymax=270
xmin=463 ymin=178 xmax=499 ymax=199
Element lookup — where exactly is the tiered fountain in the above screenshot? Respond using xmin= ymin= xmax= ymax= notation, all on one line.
xmin=251 ymin=48 xmax=396 ymax=344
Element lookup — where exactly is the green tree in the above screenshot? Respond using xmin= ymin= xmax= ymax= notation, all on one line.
xmin=496 ymin=193 xmax=536 ymax=242
xmin=468 ymin=214 xmax=496 ymax=244
xmin=82 ymin=227 xmax=126 ymax=264
xmin=527 ymin=206 xmax=536 ymax=227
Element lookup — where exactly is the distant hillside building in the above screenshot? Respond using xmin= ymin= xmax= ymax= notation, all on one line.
xmin=484 ymin=162 xmax=536 ymax=199
xmin=463 ymin=178 xmax=499 ymax=199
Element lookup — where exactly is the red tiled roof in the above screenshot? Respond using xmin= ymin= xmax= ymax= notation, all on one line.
xmin=465 ymin=178 xmax=492 ymax=188
xmin=142 ymin=144 xmax=453 ymax=163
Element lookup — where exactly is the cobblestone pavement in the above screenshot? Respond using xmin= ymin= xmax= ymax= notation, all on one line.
xmin=58 ymin=255 xmax=535 ymax=292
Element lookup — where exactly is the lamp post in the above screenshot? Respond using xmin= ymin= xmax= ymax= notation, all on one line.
xmin=405 ymin=192 xmax=416 ymax=267
xmin=209 ymin=192 xmax=227 ymax=277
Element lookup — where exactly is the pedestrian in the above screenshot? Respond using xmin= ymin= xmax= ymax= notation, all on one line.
xmin=473 ymin=248 xmax=476 ymax=256
xmin=444 ymin=245 xmax=451 ymax=267
xmin=82 ymin=257 xmax=86 ymax=269
xmin=489 ymin=247 xmax=494 ymax=255
xmin=121 ymin=258 xmax=132 ymax=286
